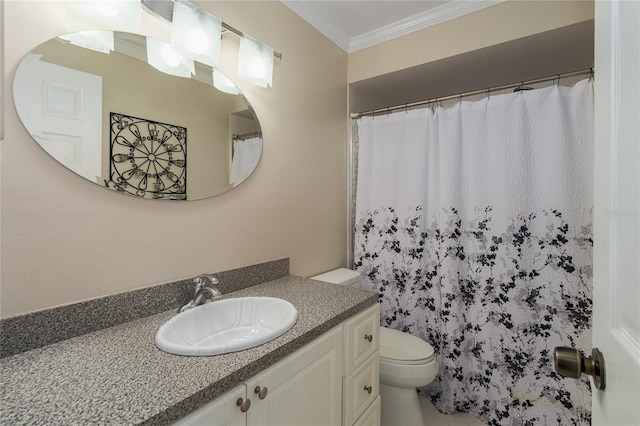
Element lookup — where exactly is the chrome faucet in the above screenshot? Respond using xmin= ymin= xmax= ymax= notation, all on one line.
xmin=178 ymin=274 xmax=222 ymax=313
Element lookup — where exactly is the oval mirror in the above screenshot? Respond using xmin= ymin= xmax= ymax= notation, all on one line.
xmin=13 ymin=30 xmax=262 ymax=201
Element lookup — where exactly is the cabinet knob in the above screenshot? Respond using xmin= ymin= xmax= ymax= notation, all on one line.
xmin=236 ymin=397 xmax=251 ymax=413
xmin=254 ymin=386 xmax=268 ymax=400
xmin=364 ymin=334 xmax=373 ymax=343
xmin=364 ymin=385 xmax=373 ymax=394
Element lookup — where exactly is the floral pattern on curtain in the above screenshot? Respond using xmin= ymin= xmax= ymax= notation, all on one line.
xmin=354 ymin=80 xmax=594 ymax=425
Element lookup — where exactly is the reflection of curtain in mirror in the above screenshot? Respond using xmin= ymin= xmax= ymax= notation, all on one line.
xmin=230 ymin=137 xmax=261 ymax=185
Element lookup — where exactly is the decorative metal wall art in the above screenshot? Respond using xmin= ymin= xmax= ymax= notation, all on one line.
xmin=108 ymin=112 xmax=187 ymax=200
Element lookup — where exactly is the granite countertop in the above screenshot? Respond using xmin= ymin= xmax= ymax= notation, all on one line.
xmin=0 ymin=276 xmax=377 ymax=425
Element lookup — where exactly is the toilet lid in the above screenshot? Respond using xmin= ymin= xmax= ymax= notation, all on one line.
xmin=379 ymin=327 xmax=435 ymax=365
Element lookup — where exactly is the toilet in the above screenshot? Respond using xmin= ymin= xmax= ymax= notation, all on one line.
xmin=311 ymin=268 xmax=438 ymax=426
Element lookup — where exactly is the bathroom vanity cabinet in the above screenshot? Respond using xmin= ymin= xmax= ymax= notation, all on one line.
xmin=174 ymin=304 xmax=380 ymax=426
xmin=0 ymin=270 xmax=380 ymax=425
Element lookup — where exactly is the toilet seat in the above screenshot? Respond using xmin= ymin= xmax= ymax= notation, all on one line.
xmin=379 ymin=327 xmax=435 ymax=365
xmin=379 ymin=327 xmax=438 ymax=389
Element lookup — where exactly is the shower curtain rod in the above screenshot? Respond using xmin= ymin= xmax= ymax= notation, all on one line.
xmin=232 ymin=131 xmax=262 ymax=141
xmin=350 ymin=68 xmax=593 ymax=119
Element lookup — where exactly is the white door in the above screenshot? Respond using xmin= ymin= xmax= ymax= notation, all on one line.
xmin=13 ymin=53 xmax=103 ymax=182
xmin=592 ymin=0 xmax=640 ymax=424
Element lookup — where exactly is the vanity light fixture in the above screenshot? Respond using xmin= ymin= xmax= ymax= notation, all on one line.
xmin=67 ymin=0 xmax=141 ymax=33
xmin=59 ymin=30 xmax=114 ymax=53
xmin=237 ymin=35 xmax=274 ymax=88
xmin=70 ymin=0 xmax=281 ymax=88
xmin=146 ymin=37 xmax=195 ymax=78
xmin=170 ymin=0 xmax=221 ymax=67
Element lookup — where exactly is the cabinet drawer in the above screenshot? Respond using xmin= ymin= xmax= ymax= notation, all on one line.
xmin=343 ymin=351 xmax=379 ymax=426
xmin=353 ymin=395 xmax=381 ymax=426
xmin=344 ymin=304 xmax=380 ymax=376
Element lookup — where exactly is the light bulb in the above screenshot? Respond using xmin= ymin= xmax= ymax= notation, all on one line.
xmin=247 ymin=57 xmax=266 ymax=79
xmin=218 ymin=74 xmax=234 ymax=88
xmin=186 ymin=28 xmax=208 ymax=55
xmin=163 ymin=48 xmax=182 ymax=68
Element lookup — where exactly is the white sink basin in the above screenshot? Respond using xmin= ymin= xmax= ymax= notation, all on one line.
xmin=156 ymin=297 xmax=298 ymax=356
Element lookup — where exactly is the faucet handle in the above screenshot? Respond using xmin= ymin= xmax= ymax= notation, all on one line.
xmin=193 ymin=274 xmax=219 ymax=289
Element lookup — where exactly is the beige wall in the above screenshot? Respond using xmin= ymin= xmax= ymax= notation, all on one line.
xmin=348 ymin=0 xmax=594 ymax=83
xmin=1 ymin=1 xmax=349 ymax=317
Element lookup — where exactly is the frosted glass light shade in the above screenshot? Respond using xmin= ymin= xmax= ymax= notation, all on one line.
xmin=67 ymin=0 xmax=141 ymax=33
xmin=146 ymin=38 xmax=195 ymax=78
xmin=171 ymin=0 xmax=222 ymax=67
xmin=213 ymin=69 xmax=240 ymax=95
xmin=59 ymin=30 xmax=114 ymax=54
xmin=237 ymin=36 xmax=274 ymax=88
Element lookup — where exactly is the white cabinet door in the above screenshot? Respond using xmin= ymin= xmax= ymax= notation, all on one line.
xmin=593 ymin=0 xmax=640 ymax=424
xmin=245 ymin=326 xmax=343 ymax=426
xmin=173 ymin=384 xmax=247 ymax=426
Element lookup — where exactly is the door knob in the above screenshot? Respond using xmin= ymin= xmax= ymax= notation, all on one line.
xmin=554 ymin=347 xmax=606 ymax=390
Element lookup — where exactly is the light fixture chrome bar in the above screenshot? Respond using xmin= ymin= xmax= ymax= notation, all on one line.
xmin=141 ymin=0 xmax=282 ymax=60
xmin=222 ymin=22 xmax=282 ymax=61
xmin=350 ymin=68 xmax=593 ymax=119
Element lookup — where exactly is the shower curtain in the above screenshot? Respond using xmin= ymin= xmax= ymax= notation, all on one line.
xmin=354 ymin=80 xmax=593 ymax=425
xmin=229 ymin=136 xmax=262 ymax=185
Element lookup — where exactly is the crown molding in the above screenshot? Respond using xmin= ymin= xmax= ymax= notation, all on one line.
xmin=280 ymin=0 xmax=351 ymax=52
xmin=349 ymin=1 xmax=504 ymax=52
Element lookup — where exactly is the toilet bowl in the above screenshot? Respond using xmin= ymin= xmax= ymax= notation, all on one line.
xmin=379 ymin=327 xmax=437 ymax=426
xmin=310 ymin=268 xmax=438 ymax=426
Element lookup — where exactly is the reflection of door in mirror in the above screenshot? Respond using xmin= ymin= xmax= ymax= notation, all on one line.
xmin=14 ymin=54 xmax=103 ymax=182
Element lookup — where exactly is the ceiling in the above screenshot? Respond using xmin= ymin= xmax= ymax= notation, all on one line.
xmin=280 ymin=0 xmax=502 ymax=53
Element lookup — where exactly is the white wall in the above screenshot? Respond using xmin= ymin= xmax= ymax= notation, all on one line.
xmin=1 ymin=1 xmax=349 ymax=317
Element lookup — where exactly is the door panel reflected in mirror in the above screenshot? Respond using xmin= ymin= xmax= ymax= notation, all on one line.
xmin=13 ymin=30 xmax=262 ymax=201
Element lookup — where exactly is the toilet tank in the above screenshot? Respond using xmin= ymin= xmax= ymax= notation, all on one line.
xmin=310 ymin=268 xmax=362 ymax=288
